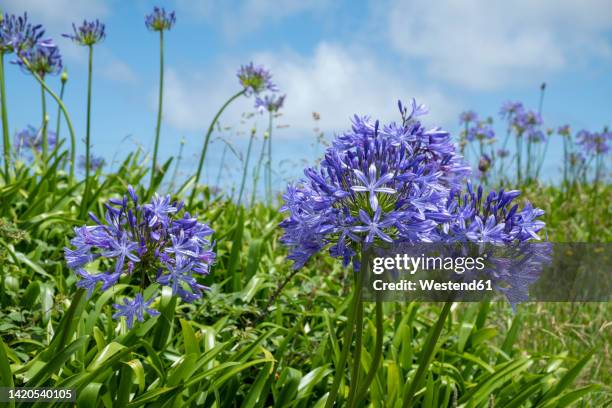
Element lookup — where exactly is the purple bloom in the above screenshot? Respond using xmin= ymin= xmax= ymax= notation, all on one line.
xmin=499 ymin=101 xmax=524 ymax=119
xmin=145 ymin=7 xmax=176 ymax=31
xmin=467 ymin=121 xmax=495 ymax=142
xmin=63 ymin=19 xmax=105 ymax=46
xmin=14 ymin=126 xmax=57 ymax=155
xmin=350 ymin=163 xmax=396 ymax=211
xmin=255 ymin=94 xmax=285 ymax=113
xmin=64 ymin=186 xmax=215 ymax=328
xmin=577 ymin=129 xmax=610 ymax=156
xmin=459 ymin=110 xmax=478 ymax=125
xmin=478 ymin=154 xmax=492 ymax=172
xmin=16 ymin=40 xmax=62 ymax=77
xmin=351 ymin=207 xmax=396 ymax=243
xmin=237 ymin=62 xmax=277 ymax=96
xmin=112 ymin=293 xmax=160 ymax=329
xmin=78 ymin=154 xmax=105 ymax=172
xmin=557 ymin=125 xmax=571 ymax=137
xmin=0 ymin=13 xmax=45 ymax=54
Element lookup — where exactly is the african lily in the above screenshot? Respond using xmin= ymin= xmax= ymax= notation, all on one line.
xmin=189 ymin=62 xmax=277 ymax=207
xmin=63 ymin=19 xmax=105 ymax=216
xmin=64 ymin=186 xmax=215 ymax=329
xmin=280 ymin=99 xmax=546 ymax=407
xmin=145 ymin=7 xmax=175 ymax=194
xmin=255 ymin=93 xmax=285 ymax=205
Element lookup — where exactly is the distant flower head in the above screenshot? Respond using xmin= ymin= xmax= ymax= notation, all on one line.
xmin=512 ymin=109 xmax=542 ymax=133
xmin=145 ymin=7 xmax=176 ymax=31
xmin=0 ymin=12 xmax=44 ymax=54
xmin=459 ymin=110 xmax=478 ymax=125
xmin=499 ymin=101 xmax=524 ymax=119
xmin=255 ymin=94 xmax=285 ymax=113
xmin=64 ymin=186 xmax=215 ymax=329
xmin=478 ymin=154 xmax=492 ymax=173
xmin=78 ymin=154 xmax=106 ymax=172
xmin=467 ymin=121 xmax=495 ymax=142
xmin=16 ymin=40 xmax=62 ymax=77
xmin=280 ymin=99 xmax=471 ymax=269
xmin=14 ymin=125 xmax=57 ymax=155
xmin=577 ymin=129 xmax=610 ymax=156
xmin=557 ymin=125 xmax=571 ymax=137
xmin=237 ymin=62 xmax=277 ymax=96
xmin=63 ymin=19 xmax=105 ymax=46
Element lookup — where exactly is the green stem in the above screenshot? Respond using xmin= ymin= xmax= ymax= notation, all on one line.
xmin=0 ymin=53 xmax=10 ymax=179
xmin=325 ymin=263 xmax=365 ymax=408
xmin=188 ymin=89 xmax=245 ymax=207
xmin=266 ymin=112 xmax=273 ymax=205
xmin=150 ymin=30 xmax=164 ymax=194
xmin=250 ymin=135 xmax=267 ymax=207
xmin=168 ymin=138 xmax=184 ymax=193
xmin=237 ymin=128 xmax=255 ymax=205
xmin=55 ymin=78 xmax=66 ymax=141
xmin=81 ymin=45 xmax=94 ymax=218
xmin=353 ymin=296 xmax=383 ymax=405
xmin=18 ymin=55 xmax=77 ymax=179
xmin=40 ymin=82 xmax=47 ymax=160
xmin=402 ymin=301 xmax=452 ymax=408
xmin=346 ymin=293 xmax=364 ymax=406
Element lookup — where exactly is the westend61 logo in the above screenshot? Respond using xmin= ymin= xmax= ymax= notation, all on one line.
xmin=372 ymin=254 xmax=487 ymax=275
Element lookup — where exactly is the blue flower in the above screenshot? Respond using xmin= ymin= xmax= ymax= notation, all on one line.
xmin=350 ymin=163 xmax=396 ymax=211
xmin=0 ymin=13 xmax=44 ymax=54
xmin=16 ymin=40 xmax=62 ymax=77
xmin=14 ymin=126 xmax=57 ymax=155
xmin=237 ymin=62 xmax=277 ymax=96
xmin=351 ymin=207 xmax=396 ymax=243
xmin=112 ymin=293 xmax=160 ymax=329
xmin=459 ymin=110 xmax=478 ymax=125
xmin=78 ymin=154 xmax=105 ymax=172
xmin=65 ymin=186 xmax=215 ymax=328
xmin=63 ymin=20 xmax=105 ymax=46
xmin=255 ymin=94 xmax=285 ymax=113
xmin=145 ymin=7 xmax=176 ymax=32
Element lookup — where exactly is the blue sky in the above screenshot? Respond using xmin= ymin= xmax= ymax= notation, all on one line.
xmin=3 ymin=0 xmax=612 ymax=191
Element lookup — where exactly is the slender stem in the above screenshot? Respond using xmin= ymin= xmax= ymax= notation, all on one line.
xmin=325 ymin=263 xmax=365 ymax=408
xmin=40 ymin=82 xmax=47 ymax=159
xmin=55 ymin=79 xmax=66 ymax=139
xmin=237 ymin=128 xmax=255 ymax=205
xmin=150 ymin=30 xmax=164 ymax=193
xmin=0 ymin=53 xmax=10 ymax=179
xmin=353 ymin=296 xmax=383 ymax=404
xmin=215 ymin=144 xmax=227 ymax=188
xmin=168 ymin=138 xmax=184 ymax=193
xmin=347 ymin=294 xmax=363 ymax=406
xmin=266 ymin=112 xmax=273 ymax=205
xmin=18 ymin=55 xmax=77 ymax=179
xmin=188 ymin=89 xmax=245 ymax=207
xmin=250 ymin=135 xmax=267 ymax=207
xmin=81 ymin=45 xmax=94 ymax=218
xmin=402 ymin=302 xmax=452 ymax=408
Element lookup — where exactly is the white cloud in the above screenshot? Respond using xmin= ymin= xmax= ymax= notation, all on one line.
xmin=175 ymin=0 xmax=330 ymax=38
xmin=99 ymin=58 xmax=138 ymax=84
xmin=387 ymin=0 xmax=612 ymax=90
xmin=162 ymin=42 xmax=459 ymax=135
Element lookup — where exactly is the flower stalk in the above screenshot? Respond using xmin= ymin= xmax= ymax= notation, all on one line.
xmin=0 ymin=52 xmax=10 ymax=179
xmin=149 ymin=29 xmax=165 ymax=194
xmin=81 ymin=44 xmax=94 ymax=217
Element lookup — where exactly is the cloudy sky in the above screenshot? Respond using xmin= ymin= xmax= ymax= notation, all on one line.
xmin=3 ymin=0 xmax=612 ymax=188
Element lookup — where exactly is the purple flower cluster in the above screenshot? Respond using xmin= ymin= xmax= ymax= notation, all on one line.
xmin=280 ymin=99 xmax=471 ymax=269
xmin=466 ymin=120 xmax=495 ymax=142
xmin=280 ymin=99 xmax=547 ymax=271
xmin=0 ymin=12 xmax=44 ymax=54
xmin=459 ymin=110 xmax=478 ymax=125
xmin=577 ymin=129 xmax=610 ymax=156
xmin=255 ymin=94 xmax=286 ymax=113
xmin=145 ymin=7 xmax=176 ymax=32
xmin=78 ymin=154 xmax=106 ymax=172
xmin=16 ymin=41 xmax=62 ymax=77
xmin=64 ymin=187 xmax=215 ymax=328
xmin=446 ymin=182 xmax=545 ymax=244
xmin=63 ymin=19 xmax=105 ymax=46
xmin=14 ymin=125 xmax=57 ymax=155
xmin=502 ymin=101 xmax=546 ymax=143
xmin=237 ymin=62 xmax=278 ymax=96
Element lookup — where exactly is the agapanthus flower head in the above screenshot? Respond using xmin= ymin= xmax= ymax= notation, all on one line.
xmin=64 ymin=186 xmax=215 ymax=328
xmin=145 ymin=7 xmax=176 ymax=32
xmin=459 ymin=110 xmax=478 ymax=125
xmin=577 ymin=129 xmax=610 ymax=156
xmin=78 ymin=154 xmax=106 ymax=172
xmin=63 ymin=19 xmax=105 ymax=46
xmin=511 ymin=109 xmax=542 ymax=133
xmin=237 ymin=62 xmax=277 ymax=96
xmin=0 ymin=12 xmax=44 ymax=54
xmin=467 ymin=120 xmax=495 ymax=142
xmin=16 ymin=40 xmax=62 ymax=77
xmin=14 ymin=125 xmax=57 ymax=155
xmin=478 ymin=154 xmax=492 ymax=173
xmin=255 ymin=94 xmax=285 ymax=113
xmin=280 ymin=99 xmax=471 ymax=269
xmin=499 ymin=101 xmax=524 ymax=119
xmin=557 ymin=125 xmax=571 ymax=137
